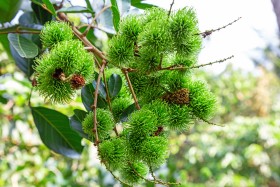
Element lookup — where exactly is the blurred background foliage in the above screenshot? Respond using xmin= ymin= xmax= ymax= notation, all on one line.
xmin=1 ymin=0 xmax=280 ymax=187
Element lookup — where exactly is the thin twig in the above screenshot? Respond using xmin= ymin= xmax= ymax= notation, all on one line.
xmin=159 ymin=55 xmax=234 ymax=71
xmin=92 ymin=60 xmax=107 ymax=146
xmin=200 ymin=118 xmax=224 ymax=127
xmin=104 ymin=163 xmax=132 ymax=187
xmin=121 ymin=69 xmax=141 ymax=110
xmin=198 ymin=17 xmax=242 ymax=38
xmin=168 ymin=0 xmax=175 ymax=17
xmin=149 ymin=166 xmax=181 ymax=186
xmin=102 ymin=70 xmax=119 ymax=136
xmin=82 ymin=5 xmax=112 ymax=36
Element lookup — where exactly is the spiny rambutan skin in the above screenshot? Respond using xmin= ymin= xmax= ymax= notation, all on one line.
xmin=120 ymin=162 xmax=148 ymax=185
xmin=119 ymin=15 xmax=143 ymax=42
xmin=186 ymin=81 xmax=217 ymax=119
xmin=142 ymin=99 xmax=170 ymax=126
xmin=127 ymin=108 xmax=158 ymax=137
xmin=82 ymin=109 xmax=114 ymax=142
xmin=99 ymin=138 xmax=127 ymax=170
xmin=169 ymin=104 xmax=193 ymax=131
xmin=139 ymin=136 xmax=169 ymax=167
xmin=107 ymin=35 xmax=134 ymax=67
xmin=40 ymin=21 xmax=73 ymax=49
xmin=111 ymin=97 xmax=132 ymax=122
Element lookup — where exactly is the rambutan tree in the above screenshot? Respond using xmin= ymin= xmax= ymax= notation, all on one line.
xmin=0 ymin=0 xmax=238 ymax=186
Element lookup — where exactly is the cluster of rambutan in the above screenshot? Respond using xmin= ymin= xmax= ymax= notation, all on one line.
xmin=81 ymin=7 xmax=217 ymax=185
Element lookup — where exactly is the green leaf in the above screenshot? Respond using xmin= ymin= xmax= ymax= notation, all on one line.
xmin=8 ymin=34 xmax=39 ymax=58
xmin=120 ymin=103 xmax=137 ymax=122
xmin=10 ymin=44 xmax=35 ymax=77
xmin=111 ymin=5 xmax=120 ymax=32
xmin=0 ymin=0 xmax=23 ymax=23
xmin=108 ymin=74 xmax=122 ymax=98
xmin=70 ymin=109 xmax=90 ymax=140
xmin=131 ymin=0 xmax=156 ymax=9
xmin=57 ymin=6 xmax=94 ymax=14
xmin=81 ymin=83 xmax=107 ymax=111
xmin=42 ymin=0 xmax=56 ymax=16
xmin=31 ymin=107 xmax=84 ymax=159
xmin=18 ymin=12 xmax=43 ymax=31
xmin=31 ymin=1 xmax=53 ymax=24
xmin=93 ymin=80 xmax=107 ymax=100
xmin=85 ymin=0 xmax=94 ymax=13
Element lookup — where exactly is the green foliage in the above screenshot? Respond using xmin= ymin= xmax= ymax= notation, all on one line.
xmin=40 ymin=21 xmax=73 ymax=49
xmin=82 ymin=109 xmax=114 ymax=142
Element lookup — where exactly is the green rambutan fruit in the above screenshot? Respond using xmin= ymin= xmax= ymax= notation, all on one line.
xmin=40 ymin=21 xmax=73 ymax=49
xmin=111 ymin=97 xmax=133 ymax=122
xmin=169 ymin=104 xmax=193 ymax=131
xmin=99 ymin=138 xmax=127 ymax=170
xmin=82 ymin=109 xmax=114 ymax=142
xmin=186 ymin=80 xmax=217 ymax=119
xmin=107 ymin=35 xmax=134 ymax=67
xmin=143 ymin=99 xmax=170 ymax=126
xmin=170 ymin=8 xmax=199 ymax=42
xmin=127 ymin=108 xmax=158 ymax=136
xmin=119 ymin=15 xmax=143 ymax=42
xmin=120 ymin=161 xmax=148 ymax=185
xmin=139 ymin=136 xmax=169 ymax=167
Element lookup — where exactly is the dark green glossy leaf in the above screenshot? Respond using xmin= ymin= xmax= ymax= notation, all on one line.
xmin=81 ymin=83 xmax=107 ymax=111
xmin=57 ymin=6 xmax=93 ymax=13
xmin=31 ymin=1 xmax=53 ymax=24
xmin=31 ymin=107 xmax=84 ymax=159
xmin=93 ymin=80 xmax=107 ymax=100
xmin=120 ymin=103 xmax=137 ymax=122
xmin=19 ymin=12 xmax=43 ymax=31
xmin=42 ymin=0 xmax=56 ymax=16
xmin=131 ymin=0 xmax=156 ymax=9
xmin=70 ymin=109 xmax=90 ymax=140
xmin=108 ymin=74 xmax=122 ymax=98
xmin=10 ymin=44 xmax=35 ymax=78
xmin=0 ymin=0 xmax=23 ymax=23
xmin=8 ymin=34 xmax=39 ymax=58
